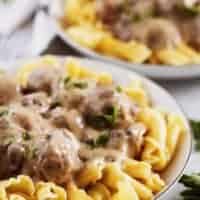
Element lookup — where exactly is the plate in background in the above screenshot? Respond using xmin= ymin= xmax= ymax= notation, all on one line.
xmin=47 ymin=12 xmax=200 ymax=80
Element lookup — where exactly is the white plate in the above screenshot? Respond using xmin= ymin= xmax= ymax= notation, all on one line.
xmin=48 ymin=15 xmax=200 ymax=80
xmin=0 ymin=56 xmax=192 ymax=199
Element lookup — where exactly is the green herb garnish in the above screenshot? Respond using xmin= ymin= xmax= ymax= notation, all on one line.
xmin=96 ymin=133 xmax=110 ymax=146
xmin=0 ymin=108 xmax=8 ymax=117
xmin=63 ymin=76 xmax=88 ymax=89
xmin=190 ymin=120 xmax=200 ymax=150
xmin=180 ymin=174 xmax=200 ymax=188
xmin=116 ymin=85 xmax=122 ymax=93
xmin=86 ymin=106 xmax=119 ymax=129
xmin=64 ymin=76 xmax=71 ymax=85
xmin=103 ymin=105 xmax=119 ymax=125
xmin=86 ymin=132 xmax=110 ymax=148
xmin=22 ymin=132 xmax=31 ymax=141
xmin=25 ymin=146 xmax=38 ymax=159
xmin=179 ymin=173 xmax=200 ymax=199
xmin=50 ymin=101 xmax=62 ymax=109
xmin=72 ymin=81 xmax=88 ymax=89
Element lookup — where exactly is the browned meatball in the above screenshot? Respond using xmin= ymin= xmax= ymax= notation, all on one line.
xmin=34 ymin=130 xmax=82 ymax=184
xmin=180 ymin=16 xmax=200 ymax=50
xmin=26 ymin=67 xmax=61 ymax=94
xmin=96 ymin=0 xmax=123 ymax=24
xmin=21 ymin=92 xmax=50 ymax=114
xmin=0 ymin=75 xmax=18 ymax=105
xmin=132 ymin=18 xmax=182 ymax=50
xmin=7 ymin=143 xmax=26 ymax=173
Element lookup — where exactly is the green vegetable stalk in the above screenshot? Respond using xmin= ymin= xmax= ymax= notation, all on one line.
xmin=190 ymin=120 xmax=200 ymax=150
xmin=179 ymin=174 xmax=200 ymax=200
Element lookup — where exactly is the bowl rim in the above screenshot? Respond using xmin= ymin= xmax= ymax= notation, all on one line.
xmin=48 ymin=15 xmax=200 ymax=80
xmin=2 ymin=55 xmax=193 ymax=199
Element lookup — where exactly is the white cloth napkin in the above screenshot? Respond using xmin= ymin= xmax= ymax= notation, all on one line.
xmin=0 ymin=0 xmax=39 ymax=35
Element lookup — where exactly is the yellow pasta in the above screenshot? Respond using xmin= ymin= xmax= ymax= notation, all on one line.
xmin=123 ymin=159 xmax=153 ymax=182
xmin=87 ymin=183 xmax=111 ymax=200
xmin=137 ymin=108 xmax=167 ymax=171
xmin=156 ymin=43 xmax=200 ymax=66
xmin=165 ymin=113 xmax=186 ymax=164
xmin=66 ymin=25 xmax=105 ymax=49
xmin=97 ymin=35 xmax=151 ymax=63
xmin=102 ymin=163 xmax=126 ymax=189
xmin=36 ymin=182 xmax=66 ymax=200
xmin=123 ymin=159 xmax=164 ymax=198
xmin=0 ymin=176 xmax=35 ymax=196
xmin=9 ymin=194 xmax=27 ymax=200
xmin=17 ymin=56 xmax=59 ymax=87
xmin=67 ymin=183 xmax=93 ymax=200
xmin=65 ymin=58 xmax=112 ymax=85
xmin=64 ymin=0 xmax=96 ymax=25
xmin=76 ymin=161 xmax=105 ymax=187
xmin=0 ymin=186 xmax=8 ymax=200
xmin=125 ymin=80 xmax=149 ymax=107
xmin=111 ymin=181 xmax=139 ymax=200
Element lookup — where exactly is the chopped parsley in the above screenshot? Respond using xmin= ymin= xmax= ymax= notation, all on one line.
xmin=50 ymin=101 xmax=62 ymax=109
xmin=72 ymin=81 xmax=88 ymax=89
xmin=116 ymin=85 xmax=123 ymax=93
xmin=0 ymin=108 xmax=8 ymax=117
xmin=25 ymin=146 xmax=38 ymax=160
xmin=103 ymin=105 xmax=119 ymax=125
xmin=50 ymin=187 xmax=55 ymax=194
xmin=86 ymin=132 xmax=110 ymax=148
xmin=22 ymin=132 xmax=32 ymax=141
xmin=86 ymin=105 xmax=119 ymax=129
xmin=63 ymin=76 xmax=88 ymax=89
xmin=63 ymin=76 xmax=71 ymax=85
xmin=190 ymin=120 xmax=200 ymax=150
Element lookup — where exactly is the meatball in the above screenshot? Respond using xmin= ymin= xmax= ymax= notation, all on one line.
xmin=35 ymin=130 xmax=82 ymax=184
xmin=81 ymin=86 xmax=115 ymax=116
xmin=132 ymin=18 xmax=182 ymax=50
xmin=0 ymin=75 xmax=18 ymax=105
xmin=26 ymin=67 xmax=61 ymax=94
xmin=10 ymin=104 xmax=47 ymax=133
xmin=21 ymin=92 xmax=50 ymax=114
xmin=155 ymin=0 xmax=177 ymax=13
xmin=7 ymin=143 xmax=26 ymax=173
xmin=180 ymin=16 xmax=200 ymax=50
xmin=96 ymin=0 xmax=123 ymax=24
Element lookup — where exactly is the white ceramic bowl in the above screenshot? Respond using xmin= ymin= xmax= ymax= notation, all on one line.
xmin=0 ymin=56 xmax=192 ymax=199
xmin=47 ymin=4 xmax=200 ymax=80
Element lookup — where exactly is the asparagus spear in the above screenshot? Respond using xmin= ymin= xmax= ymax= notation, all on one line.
xmin=181 ymin=189 xmax=200 ymax=196
xmin=180 ymin=174 xmax=200 ymax=188
xmin=182 ymin=196 xmax=200 ymax=200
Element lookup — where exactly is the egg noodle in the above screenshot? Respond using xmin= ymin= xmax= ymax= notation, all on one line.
xmin=0 ymin=56 xmax=186 ymax=200
xmin=60 ymin=0 xmax=200 ymax=66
